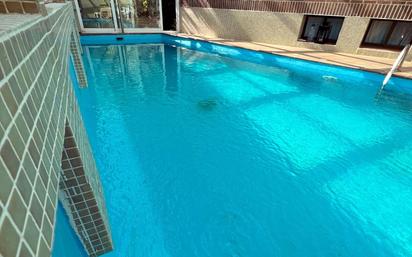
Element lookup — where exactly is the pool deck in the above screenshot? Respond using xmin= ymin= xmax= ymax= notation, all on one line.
xmin=170 ymin=32 xmax=412 ymax=80
xmin=0 ymin=14 xmax=41 ymax=38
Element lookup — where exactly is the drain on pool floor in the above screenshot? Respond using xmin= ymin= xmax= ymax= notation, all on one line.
xmin=197 ymin=99 xmax=218 ymax=111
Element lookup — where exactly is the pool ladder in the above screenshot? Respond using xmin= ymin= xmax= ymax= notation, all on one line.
xmin=378 ymin=43 xmax=411 ymax=95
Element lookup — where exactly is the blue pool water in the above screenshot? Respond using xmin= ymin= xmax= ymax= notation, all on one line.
xmin=52 ymin=202 xmax=88 ymax=257
xmin=74 ymin=36 xmax=412 ymax=257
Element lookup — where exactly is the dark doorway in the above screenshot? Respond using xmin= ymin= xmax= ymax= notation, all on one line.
xmin=162 ymin=0 xmax=176 ymax=30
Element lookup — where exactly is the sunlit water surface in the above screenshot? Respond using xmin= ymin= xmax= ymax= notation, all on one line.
xmin=75 ymin=44 xmax=412 ymax=257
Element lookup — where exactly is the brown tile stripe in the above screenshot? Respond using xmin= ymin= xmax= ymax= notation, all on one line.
xmin=60 ymin=122 xmax=113 ymax=257
xmin=181 ymin=0 xmax=412 ymax=20
xmin=0 ymin=1 xmax=40 ymax=14
xmin=70 ymin=31 xmax=88 ymax=88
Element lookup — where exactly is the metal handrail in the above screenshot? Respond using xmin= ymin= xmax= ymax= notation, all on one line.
xmin=378 ymin=43 xmax=411 ymax=94
xmin=113 ymin=0 xmax=124 ymax=33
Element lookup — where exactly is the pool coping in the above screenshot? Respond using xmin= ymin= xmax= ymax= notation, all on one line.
xmin=166 ymin=32 xmax=412 ymax=81
xmin=79 ymin=32 xmax=412 ymax=82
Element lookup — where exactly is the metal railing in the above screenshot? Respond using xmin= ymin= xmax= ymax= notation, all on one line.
xmin=378 ymin=43 xmax=411 ymax=95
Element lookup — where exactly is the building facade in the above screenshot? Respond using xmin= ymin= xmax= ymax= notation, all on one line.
xmin=180 ymin=0 xmax=412 ymax=60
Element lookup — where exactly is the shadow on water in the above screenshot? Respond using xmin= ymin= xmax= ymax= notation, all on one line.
xmin=197 ymin=98 xmax=219 ymax=111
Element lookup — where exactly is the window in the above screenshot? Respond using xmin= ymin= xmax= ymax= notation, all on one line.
xmin=300 ymin=16 xmax=344 ymax=44
xmin=362 ymin=20 xmax=412 ymax=50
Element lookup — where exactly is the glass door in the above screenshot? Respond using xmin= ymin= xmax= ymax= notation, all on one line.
xmin=74 ymin=0 xmax=119 ymax=33
xmin=73 ymin=0 xmax=163 ymax=33
xmin=117 ymin=0 xmax=163 ymax=32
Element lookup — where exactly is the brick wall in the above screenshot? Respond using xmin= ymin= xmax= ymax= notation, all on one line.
xmin=0 ymin=3 xmax=112 ymax=257
xmin=181 ymin=0 xmax=412 ymax=20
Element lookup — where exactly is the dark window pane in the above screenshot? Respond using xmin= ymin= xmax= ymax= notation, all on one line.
xmin=326 ymin=17 xmax=344 ymax=41
xmin=302 ymin=16 xmax=324 ymax=41
xmin=301 ymin=16 xmax=344 ymax=44
xmin=362 ymin=20 xmax=412 ymax=49
xmin=387 ymin=21 xmax=412 ymax=47
xmin=363 ymin=20 xmax=393 ymax=44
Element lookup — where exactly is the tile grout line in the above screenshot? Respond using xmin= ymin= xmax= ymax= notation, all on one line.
xmin=0 ymin=7 xmax=71 ymax=257
xmin=0 ymin=4 xmax=68 ymax=149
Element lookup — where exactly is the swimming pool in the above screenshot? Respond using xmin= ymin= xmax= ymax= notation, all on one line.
xmin=52 ymin=203 xmax=88 ymax=257
xmin=74 ymin=35 xmax=412 ymax=257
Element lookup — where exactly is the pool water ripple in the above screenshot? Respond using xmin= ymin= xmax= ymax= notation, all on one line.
xmin=75 ymin=44 xmax=412 ymax=257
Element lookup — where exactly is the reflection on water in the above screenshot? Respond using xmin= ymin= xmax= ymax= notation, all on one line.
xmin=77 ymin=44 xmax=412 ymax=257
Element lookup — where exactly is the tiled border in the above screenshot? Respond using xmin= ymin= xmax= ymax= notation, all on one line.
xmin=78 ymin=33 xmax=412 ymax=80
xmin=70 ymin=31 xmax=88 ymax=88
xmin=60 ymin=122 xmax=112 ymax=256
xmin=0 ymin=5 xmax=72 ymax=256
xmin=166 ymin=33 xmax=412 ymax=79
xmin=181 ymin=0 xmax=412 ymax=20
xmin=69 ymin=15 xmax=88 ymax=88
xmin=0 ymin=3 xmax=112 ymax=257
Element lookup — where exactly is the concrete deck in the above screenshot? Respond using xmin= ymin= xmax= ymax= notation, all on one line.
xmin=0 ymin=4 xmax=64 ymax=39
xmin=0 ymin=13 xmax=41 ymax=38
xmin=174 ymin=33 xmax=412 ymax=80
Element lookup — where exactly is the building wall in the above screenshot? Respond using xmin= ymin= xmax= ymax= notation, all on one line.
xmin=334 ymin=16 xmax=370 ymax=54
xmin=181 ymin=0 xmax=412 ymax=20
xmin=180 ymin=7 xmax=304 ymax=45
xmin=180 ymin=0 xmax=412 ymax=61
xmin=0 ymin=3 xmax=112 ymax=257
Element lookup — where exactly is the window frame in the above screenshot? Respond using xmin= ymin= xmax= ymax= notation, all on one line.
xmin=361 ymin=19 xmax=412 ymax=50
xmin=299 ymin=15 xmax=345 ymax=45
